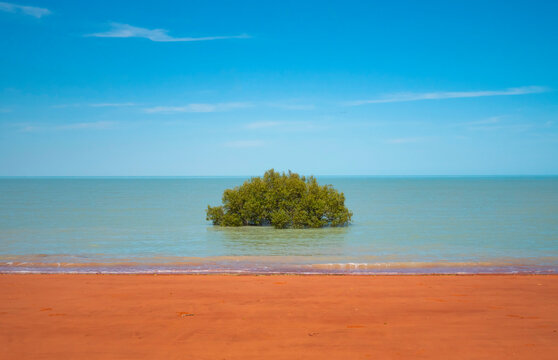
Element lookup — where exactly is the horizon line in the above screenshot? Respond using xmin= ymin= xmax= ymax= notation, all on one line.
xmin=1 ymin=174 xmax=557 ymax=178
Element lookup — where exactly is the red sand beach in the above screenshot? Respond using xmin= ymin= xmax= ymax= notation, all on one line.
xmin=1 ymin=274 xmax=558 ymax=359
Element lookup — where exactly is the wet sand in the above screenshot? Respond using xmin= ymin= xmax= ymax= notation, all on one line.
xmin=1 ymin=274 xmax=558 ymax=359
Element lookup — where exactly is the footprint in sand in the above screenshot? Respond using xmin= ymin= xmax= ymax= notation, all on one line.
xmin=177 ymin=312 xmax=195 ymax=318
xmin=507 ymin=314 xmax=539 ymax=320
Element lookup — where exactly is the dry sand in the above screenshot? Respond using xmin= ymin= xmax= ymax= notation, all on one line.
xmin=1 ymin=274 xmax=558 ymax=359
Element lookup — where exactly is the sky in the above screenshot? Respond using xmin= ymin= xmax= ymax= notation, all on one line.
xmin=0 ymin=0 xmax=557 ymax=176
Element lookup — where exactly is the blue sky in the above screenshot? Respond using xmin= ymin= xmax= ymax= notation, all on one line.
xmin=0 ymin=0 xmax=557 ymax=176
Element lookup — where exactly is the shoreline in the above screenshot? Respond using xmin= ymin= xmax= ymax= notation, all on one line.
xmin=3 ymin=254 xmax=558 ymax=275
xmin=3 ymin=271 xmax=558 ymax=275
xmin=3 ymin=272 xmax=558 ymax=275
xmin=2 ymin=274 xmax=558 ymax=359
xmin=2 ymin=267 xmax=558 ymax=275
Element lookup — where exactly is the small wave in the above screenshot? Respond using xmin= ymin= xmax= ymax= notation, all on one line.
xmin=1 ymin=255 xmax=558 ymax=275
xmin=310 ymin=261 xmax=509 ymax=270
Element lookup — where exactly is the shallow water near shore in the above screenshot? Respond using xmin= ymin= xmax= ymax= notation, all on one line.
xmin=1 ymin=177 xmax=557 ymax=274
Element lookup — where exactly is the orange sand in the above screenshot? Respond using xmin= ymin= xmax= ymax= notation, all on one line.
xmin=1 ymin=274 xmax=558 ymax=359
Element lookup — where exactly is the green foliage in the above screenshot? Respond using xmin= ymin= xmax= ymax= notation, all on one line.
xmin=206 ymin=169 xmax=352 ymax=229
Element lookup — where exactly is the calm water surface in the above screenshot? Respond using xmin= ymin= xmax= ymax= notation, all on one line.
xmin=1 ymin=177 xmax=557 ymax=273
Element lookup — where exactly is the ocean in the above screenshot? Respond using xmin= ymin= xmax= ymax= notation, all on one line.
xmin=1 ymin=177 xmax=557 ymax=274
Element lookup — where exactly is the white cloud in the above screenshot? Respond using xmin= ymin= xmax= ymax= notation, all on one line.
xmin=58 ymin=121 xmax=115 ymax=130
xmin=143 ymin=101 xmax=316 ymax=114
xmin=347 ymin=86 xmax=549 ymax=106
xmin=0 ymin=1 xmax=50 ymax=18
xmin=19 ymin=124 xmax=41 ymax=132
xmin=51 ymin=104 xmax=81 ymax=109
xmin=224 ymin=140 xmax=265 ymax=148
xmin=17 ymin=121 xmax=116 ymax=132
xmin=245 ymin=121 xmax=282 ymax=129
xmin=89 ymin=103 xmax=137 ymax=108
xmin=88 ymin=23 xmax=250 ymax=42
xmin=460 ymin=116 xmax=531 ymax=132
xmin=52 ymin=103 xmax=137 ymax=108
xmin=385 ymin=137 xmax=426 ymax=144
xmin=144 ymin=102 xmax=252 ymax=114
xmin=462 ymin=116 xmax=504 ymax=126
xmin=265 ymin=103 xmax=315 ymax=110
xmin=467 ymin=122 xmax=532 ymax=133
xmin=244 ymin=120 xmax=321 ymax=132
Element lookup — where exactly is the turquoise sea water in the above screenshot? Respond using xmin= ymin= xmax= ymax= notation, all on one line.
xmin=1 ymin=177 xmax=557 ymax=274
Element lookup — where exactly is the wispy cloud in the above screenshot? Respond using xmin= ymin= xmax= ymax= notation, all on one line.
xmin=89 ymin=102 xmax=137 ymax=108
xmin=224 ymin=140 xmax=265 ymax=148
xmin=245 ymin=121 xmax=282 ymax=129
xmin=244 ymin=120 xmax=321 ymax=132
xmin=18 ymin=124 xmax=41 ymax=132
xmin=462 ymin=116 xmax=504 ymax=126
xmin=52 ymin=103 xmax=137 ymax=109
xmin=144 ymin=101 xmax=317 ymax=114
xmin=265 ymin=103 xmax=315 ymax=111
xmin=469 ymin=124 xmax=533 ymax=132
xmin=0 ymin=1 xmax=50 ymax=18
xmin=467 ymin=122 xmax=532 ymax=133
xmin=18 ymin=121 xmax=116 ymax=132
xmin=51 ymin=104 xmax=81 ymax=109
xmin=385 ymin=137 xmax=427 ymax=144
xmin=449 ymin=114 xmax=538 ymax=133
xmin=347 ymin=86 xmax=550 ymax=106
xmin=88 ymin=23 xmax=250 ymax=43
xmin=58 ymin=121 xmax=115 ymax=130
xmin=144 ymin=102 xmax=252 ymax=114
xmin=457 ymin=116 xmax=534 ymax=132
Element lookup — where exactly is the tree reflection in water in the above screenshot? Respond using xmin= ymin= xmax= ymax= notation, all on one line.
xmin=207 ymin=225 xmax=349 ymax=257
